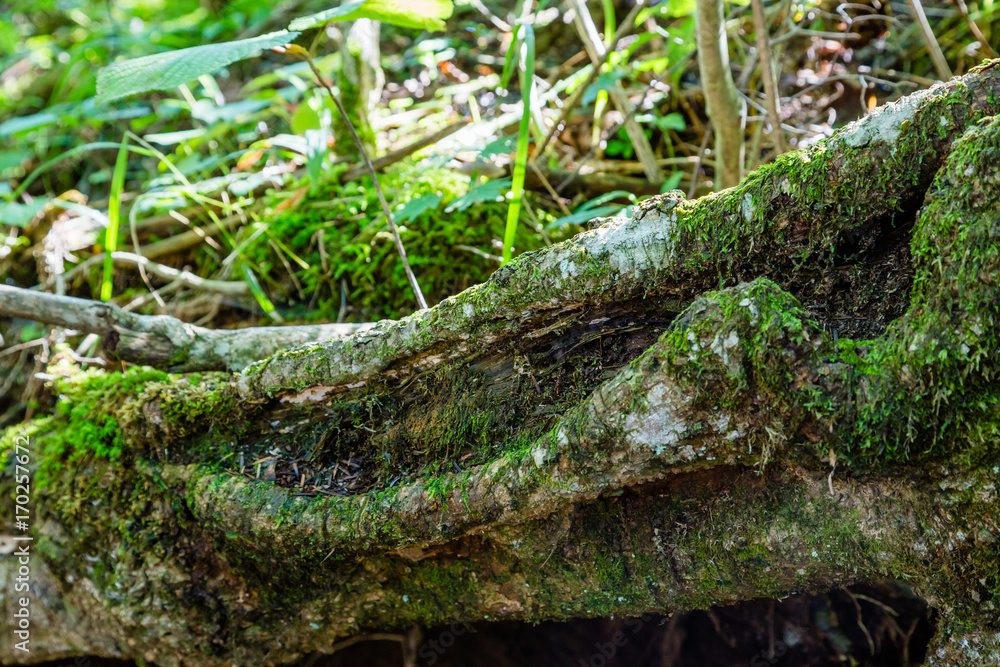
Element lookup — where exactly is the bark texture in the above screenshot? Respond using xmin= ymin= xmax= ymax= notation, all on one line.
xmin=2 ymin=61 xmax=1000 ymax=666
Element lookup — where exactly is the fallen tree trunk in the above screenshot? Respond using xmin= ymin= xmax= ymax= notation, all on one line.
xmin=2 ymin=60 xmax=1000 ymax=666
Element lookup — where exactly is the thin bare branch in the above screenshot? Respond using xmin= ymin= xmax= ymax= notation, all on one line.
xmin=0 ymin=285 xmax=373 ymax=372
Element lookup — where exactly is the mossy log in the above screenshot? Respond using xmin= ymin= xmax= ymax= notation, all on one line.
xmin=2 ymin=61 xmax=1000 ymax=666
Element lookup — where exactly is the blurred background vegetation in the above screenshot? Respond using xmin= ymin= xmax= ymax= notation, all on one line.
xmin=0 ymin=0 xmax=997 ymax=427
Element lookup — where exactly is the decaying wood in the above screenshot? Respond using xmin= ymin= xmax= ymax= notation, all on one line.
xmin=1 ymin=61 xmax=999 ymax=666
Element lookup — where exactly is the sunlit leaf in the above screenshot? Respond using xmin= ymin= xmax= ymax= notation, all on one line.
xmin=260 ymin=133 xmax=309 ymax=154
xmin=304 ymin=128 xmax=330 ymax=190
xmin=191 ymin=99 xmax=271 ymax=124
xmin=143 ymin=129 xmax=207 ymax=146
xmin=96 ymin=31 xmax=300 ymax=104
xmin=637 ymin=0 xmax=696 ymax=20
xmin=289 ymin=0 xmax=453 ymax=32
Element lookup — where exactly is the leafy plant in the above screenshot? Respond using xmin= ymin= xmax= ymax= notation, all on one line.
xmin=85 ymin=1 xmax=457 ymax=310
xmin=96 ymin=32 xmax=301 ymax=104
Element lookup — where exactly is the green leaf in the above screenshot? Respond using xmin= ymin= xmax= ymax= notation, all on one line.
xmin=549 ymin=190 xmax=634 ymax=228
xmin=582 ymin=69 xmax=626 ymax=106
xmin=446 ymin=178 xmax=511 ymax=213
xmin=96 ymin=31 xmax=300 ymax=104
xmin=638 ymin=0 xmax=696 ymax=20
xmin=304 ymin=128 xmax=330 ymax=190
xmin=0 ymin=150 xmax=34 ymax=173
xmin=0 ymin=112 xmax=59 ymax=137
xmin=261 ymin=134 xmax=309 ymax=154
xmin=396 ymin=193 xmax=443 ymax=223
xmin=500 ymin=26 xmax=522 ymax=90
xmin=20 ymin=323 xmax=47 ymax=343
xmin=662 ymin=171 xmax=684 ymax=192
xmin=143 ymin=129 xmax=207 ymax=146
xmin=289 ymin=0 xmax=453 ymax=32
xmin=636 ymin=111 xmax=686 ymax=132
xmin=480 ymin=134 xmax=516 ymax=158
xmin=191 ymin=98 xmax=271 ymax=124
xmin=288 ymin=2 xmax=366 ymax=29
xmin=0 ymin=199 xmax=49 ymax=228
xmin=550 ymin=204 xmax=624 ymax=228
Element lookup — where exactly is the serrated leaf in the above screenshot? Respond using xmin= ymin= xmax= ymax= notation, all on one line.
xmin=289 ymin=0 xmax=453 ymax=32
xmin=96 ymin=31 xmax=299 ymax=104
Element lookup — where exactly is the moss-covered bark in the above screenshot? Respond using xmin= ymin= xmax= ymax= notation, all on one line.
xmin=2 ymin=62 xmax=1000 ymax=666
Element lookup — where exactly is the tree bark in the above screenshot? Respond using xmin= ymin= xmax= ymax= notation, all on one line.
xmin=2 ymin=60 xmax=1000 ymax=666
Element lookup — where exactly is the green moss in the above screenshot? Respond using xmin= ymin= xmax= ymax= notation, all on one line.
xmin=237 ymin=163 xmax=564 ymax=322
xmin=34 ymin=367 xmax=167 ymax=489
xmin=841 ymin=115 xmax=1000 ymax=465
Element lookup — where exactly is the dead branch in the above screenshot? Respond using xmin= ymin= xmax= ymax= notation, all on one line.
xmin=0 ymin=285 xmax=372 ymax=371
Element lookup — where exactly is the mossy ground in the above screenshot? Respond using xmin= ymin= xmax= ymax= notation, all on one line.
xmin=229 ymin=163 xmax=566 ymax=322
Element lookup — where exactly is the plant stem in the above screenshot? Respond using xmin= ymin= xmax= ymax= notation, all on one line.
xmin=301 ymin=53 xmax=428 ymax=310
xmin=751 ymin=0 xmax=786 ymax=155
xmin=906 ymin=0 xmax=953 ymax=81
xmin=694 ymin=0 xmax=745 ymax=190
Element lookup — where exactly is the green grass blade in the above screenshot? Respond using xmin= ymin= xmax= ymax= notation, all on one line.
xmin=240 ymin=262 xmax=282 ymax=322
xmin=102 ymin=136 xmax=130 ymax=302
xmin=503 ymin=24 xmax=535 ymax=263
xmin=602 ymin=0 xmax=616 ymax=46
xmin=500 ymin=25 xmax=522 ymax=90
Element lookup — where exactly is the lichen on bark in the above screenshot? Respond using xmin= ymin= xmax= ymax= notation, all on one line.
xmin=2 ymin=61 xmax=1000 ymax=666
